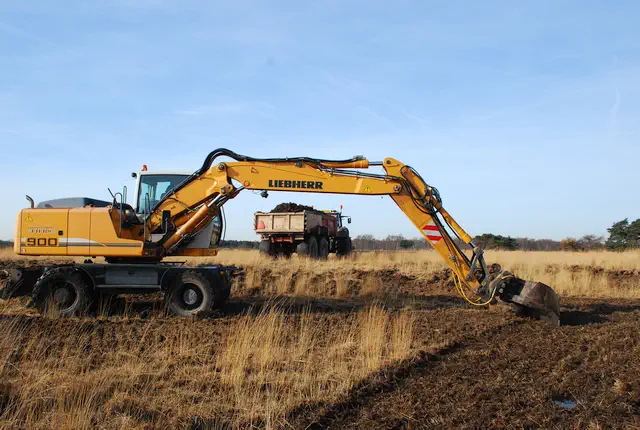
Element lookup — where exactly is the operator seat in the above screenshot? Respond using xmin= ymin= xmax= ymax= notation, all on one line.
xmin=114 ymin=203 xmax=140 ymax=226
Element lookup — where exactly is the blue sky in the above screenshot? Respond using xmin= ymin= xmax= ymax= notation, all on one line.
xmin=1 ymin=1 xmax=639 ymax=241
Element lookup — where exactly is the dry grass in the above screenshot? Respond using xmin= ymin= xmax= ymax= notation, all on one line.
xmin=2 ymin=248 xmax=639 ymax=299
xmin=0 ymin=248 xmax=639 ymax=427
xmin=0 ymin=304 xmax=419 ymax=429
xmin=206 ymin=249 xmax=640 ymax=299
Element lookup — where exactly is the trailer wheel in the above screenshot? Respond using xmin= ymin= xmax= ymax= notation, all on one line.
xmin=167 ymin=271 xmax=215 ymax=317
xmin=33 ymin=268 xmax=94 ymax=316
xmin=307 ymin=236 xmax=319 ymax=259
xmin=296 ymin=241 xmax=309 ymax=256
xmin=319 ymin=237 xmax=329 ymax=260
xmin=258 ymin=239 xmax=273 ymax=256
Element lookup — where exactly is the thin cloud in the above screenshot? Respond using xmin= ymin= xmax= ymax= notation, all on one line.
xmin=174 ymin=102 xmax=276 ymax=119
xmin=0 ymin=21 xmax=73 ymax=53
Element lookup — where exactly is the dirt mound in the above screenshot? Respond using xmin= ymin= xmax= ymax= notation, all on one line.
xmin=270 ymin=202 xmax=318 ymax=213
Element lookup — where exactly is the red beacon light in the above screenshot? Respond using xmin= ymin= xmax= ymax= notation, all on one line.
xmin=141 ymin=165 xmax=148 ymax=171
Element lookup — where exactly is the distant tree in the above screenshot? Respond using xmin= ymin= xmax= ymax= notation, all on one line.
xmin=383 ymin=234 xmax=405 ymax=251
xmin=516 ymin=237 xmax=562 ymax=251
xmin=576 ymin=235 xmax=604 ymax=251
xmin=353 ymin=234 xmax=378 ymax=251
xmin=219 ymin=240 xmax=259 ymax=249
xmin=399 ymin=239 xmax=414 ymax=249
xmin=561 ymin=238 xmax=581 ymax=251
xmin=628 ymin=219 xmax=640 ymax=248
xmin=0 ymin=240 xmax=12 ymax=248
xmin=606 ymin=218 xmax=640 ymax=250
xmin=474 ymin=234 xmax=517 ymax=250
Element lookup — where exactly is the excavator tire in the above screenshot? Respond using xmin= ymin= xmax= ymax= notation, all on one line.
xmin=166 ymin=271 xmax=215 ymax=317
xmin=319 ymin=237 xmax=329 ymax=260
xmin=31 ymin=267 xmax=94 ymax=317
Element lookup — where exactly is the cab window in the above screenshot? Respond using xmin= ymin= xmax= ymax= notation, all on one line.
xmin=137 ymin=174 xmax=189 ymax=212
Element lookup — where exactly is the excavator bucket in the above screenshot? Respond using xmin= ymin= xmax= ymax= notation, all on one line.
xmin=502 ymin=280 xmax=561 ymax=326
xmin=486 ymin=267 xmax=561 ymax=326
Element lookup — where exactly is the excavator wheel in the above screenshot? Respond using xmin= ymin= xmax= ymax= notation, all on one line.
xmin=166 ymin=271 xmax=215 ymax=317
xmin=31 ymin=267 xmax=94 ymax=317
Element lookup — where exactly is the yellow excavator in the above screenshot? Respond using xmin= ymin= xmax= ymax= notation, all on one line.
xmin=1 ymin=149 xmax=560 ymax=323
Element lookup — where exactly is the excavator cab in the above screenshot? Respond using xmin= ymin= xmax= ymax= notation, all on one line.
xmin=131 ymin=169 xmax=224 ymax=250
xmin=131 ymin=170 xmax=191 ymax=214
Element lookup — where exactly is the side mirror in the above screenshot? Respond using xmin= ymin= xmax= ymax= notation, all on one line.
xmin=348 ymin=218 xmax=351 ymax=224
xmin=131 ymin=172 xmax=137 ymax=178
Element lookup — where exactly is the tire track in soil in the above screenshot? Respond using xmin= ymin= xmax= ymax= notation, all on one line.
xmin=281 ymin=319 xmax=525 ymax=429
xmin=289 ymin=303 xmax=640 ymax=429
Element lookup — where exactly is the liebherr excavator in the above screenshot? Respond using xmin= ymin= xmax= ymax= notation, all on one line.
xmin=1 ymin=149 xmax=560 ymax=323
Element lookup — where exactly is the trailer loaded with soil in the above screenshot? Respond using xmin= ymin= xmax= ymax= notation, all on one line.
xmin=255 ymin=203 xmax=352 ymax=259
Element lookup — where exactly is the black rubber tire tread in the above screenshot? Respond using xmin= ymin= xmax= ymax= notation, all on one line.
xmin=214 ymin=275 xmax=232 ymax=309
xmin=336 ymin=237 xmax=352 ymax=256
xmin=319 ymin=237 xmax=329 ymax=260
xmin=296 ymin=241 xmax=309 ymax=256
xmin=307 ymin=236 xmax=319 ymax=259
xmin=32 ymin=267 xmax=93 ymax=317
xmin=258 ymin=239 xmax=272 ymax=255
xmin=167 ymin=271 xmax=216 ymax=317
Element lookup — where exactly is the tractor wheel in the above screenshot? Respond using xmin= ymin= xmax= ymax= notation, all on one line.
xmin=336 ymin=237 xmax=352 ymax=257
xmin=166 ymin=271 xmax=215 ymax=317
xmin=319 ymin=237 xmax=329 ymax=260
xmin=32 ymin=267 xmax=94 ymax=316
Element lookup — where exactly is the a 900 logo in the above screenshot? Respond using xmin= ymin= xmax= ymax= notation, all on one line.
xmin=26 ymin=238 xmax=58 ymax=247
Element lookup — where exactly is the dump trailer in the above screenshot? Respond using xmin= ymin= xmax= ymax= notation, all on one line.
xmin=254 ymin=209 xmax=352 ymax=259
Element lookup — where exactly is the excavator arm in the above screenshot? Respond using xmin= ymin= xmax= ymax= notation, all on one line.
xmin=149 ymin=149 xmax=485 ymax=288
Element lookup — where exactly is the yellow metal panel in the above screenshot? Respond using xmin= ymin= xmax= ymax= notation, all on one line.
xmin=67 ymin=208 xmax=92 ymax=256
xmin=13 ymin=211 xmax=21 ymax=255
xmin=89 ymin=209 xmax=143 ymax=257
xmin=228 ymin=162 xmax=398 ymax=196
xmin=18 ymin=209 xmax=68 ymax=256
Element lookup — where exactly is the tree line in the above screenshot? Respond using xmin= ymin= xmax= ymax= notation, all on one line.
xmin=0 ymin=218 xmax=636 ymax=251
xmin=352 ymin=217 xmax=640 ymax=252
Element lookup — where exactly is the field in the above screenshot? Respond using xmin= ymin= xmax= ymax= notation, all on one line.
xmin=0 ymin=249 xmax=639 ymax=429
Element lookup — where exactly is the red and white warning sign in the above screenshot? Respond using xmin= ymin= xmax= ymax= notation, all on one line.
xmin=422 ymin=222 xmax=442 ymax=244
